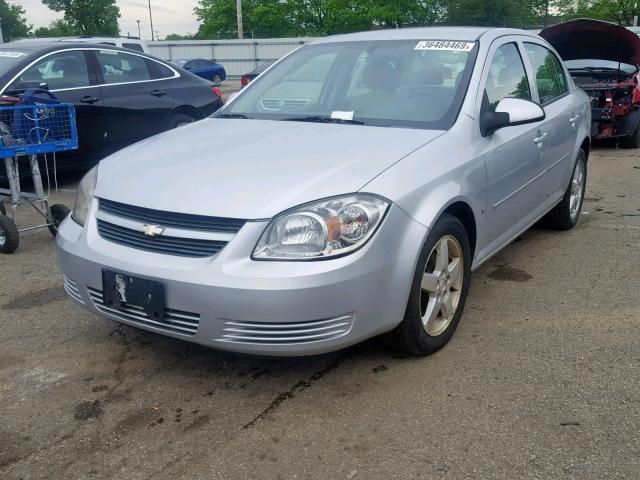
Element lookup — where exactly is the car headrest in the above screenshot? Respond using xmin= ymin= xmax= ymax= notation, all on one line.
xmin=362 ymin=57 xmax=402 ymax=91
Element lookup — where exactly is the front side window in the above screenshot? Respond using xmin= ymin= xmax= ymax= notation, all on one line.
xmin=15 ymin=50 xmax=90 ymax=90
xmin=222 ymin=40 xmax=479 ymax=130
xmin=484 ymin=43 xmax=531 ymax=111
xmin=95 ymin=50 xmax=150 ymax=84
xmin=524 ymin=43 xmax=568 ymax=104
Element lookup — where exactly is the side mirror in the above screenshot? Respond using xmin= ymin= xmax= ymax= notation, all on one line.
xmin=6 ymin=81 xmax=49 ymax=94
xmin=480 ymin=98 xmax=545 ymax=136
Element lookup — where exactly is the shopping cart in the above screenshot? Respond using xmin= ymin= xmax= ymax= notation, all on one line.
xmin=0 ymin=89 xmax=79 ymax=254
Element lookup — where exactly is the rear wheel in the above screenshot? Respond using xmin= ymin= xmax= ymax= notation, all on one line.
xmin=545 ymin=149 xmax=587 ymax=230
xmin=621 ymin=122 xmax=640 ymax=148
xmin=0 ymin=215 xmax=19 ymax=254
xmin=382 ymin=214 xmax=471 ymax=355
xmin=48 ymin=204 xmax=71 ymax=237
xmin=167 ymin=113 xmax=195 ymax=130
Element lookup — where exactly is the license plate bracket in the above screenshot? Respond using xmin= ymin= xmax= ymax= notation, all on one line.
xmin=102 ymin=270 xmax=164 ymax=321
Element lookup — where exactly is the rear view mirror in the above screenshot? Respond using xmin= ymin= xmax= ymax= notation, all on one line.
xmin=6 ymin=81 xmax=49 ymax=94
xmin=481 ymin=98 xmax=545 ymax=136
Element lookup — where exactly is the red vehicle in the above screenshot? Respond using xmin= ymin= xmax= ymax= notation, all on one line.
xmin=541 ymin=19 xmax=640 ymax=147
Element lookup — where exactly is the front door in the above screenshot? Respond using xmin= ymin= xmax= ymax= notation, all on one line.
xmin=6 ymin=49 xmax=107 ymax=166
xmin=477 ymin=40 xmax=549 ymax=250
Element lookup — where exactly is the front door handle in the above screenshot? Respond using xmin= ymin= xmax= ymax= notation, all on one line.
xmin=569 ymin=114 xmax=579 ymax=126
xmin=150 ymin=89 xmax=166 ymax=97
xmin=534 ymin=132 xmax=548 ymax=145
xmin=80 ymin=95 xmax=99 ymax=104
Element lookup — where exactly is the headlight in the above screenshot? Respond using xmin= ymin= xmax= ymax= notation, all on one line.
xmin=72 ymin=165 xmax=98 ymax=226
xmin=253 ymin=194 xmax=389 ymax=260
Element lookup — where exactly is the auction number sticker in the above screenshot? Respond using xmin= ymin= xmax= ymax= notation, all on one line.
xmin=415 ymin=41 xmax=475 ymax=52
xmin=0 ymin=51 xmax=24 ymax=58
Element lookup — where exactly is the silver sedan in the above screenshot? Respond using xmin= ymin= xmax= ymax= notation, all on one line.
xmin=57 ymin=27 xmax=591 ymax=356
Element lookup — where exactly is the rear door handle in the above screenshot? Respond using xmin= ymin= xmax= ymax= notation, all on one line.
xmin=80 ymin=96 xmax=99 ymax=104
xmin=151 ymin=89 xmax=166 ymax=97
xmin=534 ymin=132 xmax=548 ymax=145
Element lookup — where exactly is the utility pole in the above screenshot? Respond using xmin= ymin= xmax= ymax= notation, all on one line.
xmin=0 ymin=21 xmax=4 ymax=44
xmin=148 ymin=0 xmax=155 ymax=41
xmin=236 ymin=0 xmax=243 ymax=39
xmin=137 ymin=20 xmax=141 ymax=39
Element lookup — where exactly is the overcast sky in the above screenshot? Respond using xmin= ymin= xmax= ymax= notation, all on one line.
xmin=20 ymin=0 xmax=200 ymax=39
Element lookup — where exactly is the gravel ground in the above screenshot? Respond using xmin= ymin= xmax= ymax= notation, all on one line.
xmin=0 ymin=146 xmax=639 ymax=480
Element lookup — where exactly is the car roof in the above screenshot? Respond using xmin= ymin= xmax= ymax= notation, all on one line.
xmin=4 ymin=39 xmax=141 ymax=53
xmin=311 ymin=26 xmax=537 ymax=44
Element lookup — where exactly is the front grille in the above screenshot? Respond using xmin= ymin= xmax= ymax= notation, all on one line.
xmin=88 ymin=287 xmax=200 ymax=336
xmin=99 ymin=198 xmax=245 ymax=233
xmin=216 ymin=314 xmax=354 ymax=345
xmin=63 ymin=275 xmax=85 ymax=305
xmin=97 ymin=220 xmax=226 ymax=258
xmin=260 ymin=98 xmax=310 ymax=110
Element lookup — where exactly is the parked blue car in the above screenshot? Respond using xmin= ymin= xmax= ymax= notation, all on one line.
xmin=171 ymin=59 xmax=226 ymax=85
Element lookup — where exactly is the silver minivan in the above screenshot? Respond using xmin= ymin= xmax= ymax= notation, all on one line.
xmin=57 ymin=27 xmax=591 ymax=356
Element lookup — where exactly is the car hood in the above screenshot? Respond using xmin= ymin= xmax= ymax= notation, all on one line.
xmin=96 ymin=118 xmax=443 ymax=219
xmin=540 ymin=19 xmax=640 ymax=65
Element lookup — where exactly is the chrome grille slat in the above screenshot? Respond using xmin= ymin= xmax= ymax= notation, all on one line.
xmin=87 ymin=287 xmax=200 ymax=336
xmin=97 ymin=220 xmax=226 ymax=258
xmin=99 ymin=198 xmax=245 ymax=232
xmin=63 ymin=275 xmax=85 ymax=305
xmin=217 ymin=314 xmax=354 ymax=345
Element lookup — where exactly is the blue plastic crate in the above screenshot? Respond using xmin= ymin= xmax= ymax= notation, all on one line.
xmin=0 ymin=103 xmax=79 ymax=158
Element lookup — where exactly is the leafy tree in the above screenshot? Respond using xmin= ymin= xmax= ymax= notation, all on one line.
xmin=447 ymin=0 xmax=546 ymax=27
xmin=553 ymin=0 xmax=638 ymax=25
xmin=369 ymin=0 xmax=445 ymax=27
xmin=41 ymin=0 xmax=120 ymax=35
xmin=165 ymin=33 xmax=196 ymax=40
xmin=34 ymin=19 xmax=76 ymax=37
xmin=0 ymin=1 xmax=31 ymax=41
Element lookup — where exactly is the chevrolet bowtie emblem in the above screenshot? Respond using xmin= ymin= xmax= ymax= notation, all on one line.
xmin=141 ymin=224 xmax=165 ymax=237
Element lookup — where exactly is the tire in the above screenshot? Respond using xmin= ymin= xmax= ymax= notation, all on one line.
xmin=382 ymin=214 xmax=472 ymax=356
xmin=0 ymin=215 xmax=19 ymax=254
xmin=212 ymin=74 xmax=222 ymax=86
xmin=544 ymin=149 xmax=587 ymax=230
xmin=621 ymin=122 xmax=640 ymax=148
xmin=48 ymin=204 xmax=71 ymax=237
xmin=167 ymin=113 xmax=195 ymax=130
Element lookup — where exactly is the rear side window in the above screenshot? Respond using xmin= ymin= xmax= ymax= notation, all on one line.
xmin=96 ymin=50 xmax=150 ymax=84
xmin=484 ymin=43 xmax=531 ymax=111
xmin=146 ymin=59 xmax=175 ymax=80
xmin=123 ymin=43 xmax=144 ymax=52
xmin=14 ymin=50 xmax=90 ymax=90
xmin=524 ymin=43 xmax=568 ymax=104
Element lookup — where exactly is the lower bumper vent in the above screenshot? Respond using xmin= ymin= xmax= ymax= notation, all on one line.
xmin=63 ymin=275 xmax=85 ymax=305
xmin=216 ymin=314 xmax=354 ymax=345
xmin=87 ymin=287 xmax=200 ymax=336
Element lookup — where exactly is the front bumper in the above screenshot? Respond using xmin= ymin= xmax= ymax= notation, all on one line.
xmin=56 ymin=202 xmax=427 ymax=356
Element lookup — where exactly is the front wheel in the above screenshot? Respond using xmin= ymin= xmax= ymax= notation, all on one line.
xmin=544 ymin=149 xmax=587 ymax=230
xmin=382 ymin=214 xmax=472 ymax=355
xmin=48 ymin=204 xmax=71 ymax=237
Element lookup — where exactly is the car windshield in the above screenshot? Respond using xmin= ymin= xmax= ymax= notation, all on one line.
xmin=221 ymin=40 xmax=478 ymax=129
xmin=0 ymin=50 xmax=29 ymax=76
xmin=566 ymin=59 xmax=637 ymax=74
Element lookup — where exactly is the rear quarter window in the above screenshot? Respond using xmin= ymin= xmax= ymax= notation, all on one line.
xmin=146 ymin=59 xmax=175 ymax=80
xmin=123 ymin=43 xmax=145 ymax=52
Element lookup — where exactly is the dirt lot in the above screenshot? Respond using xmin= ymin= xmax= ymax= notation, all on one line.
xmin=1 ymin=147 xmax=639 ymax=480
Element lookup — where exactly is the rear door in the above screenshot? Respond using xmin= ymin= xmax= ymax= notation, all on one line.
xmin=522 ymin=41 xmax=579 ymax=198
xmin=477 ymin=39 xmax=549 ymax=249
xmin=92 ymin=49 xmax=175 ymax=155
xmin=6 ymin=49 xmax=107 ymax=163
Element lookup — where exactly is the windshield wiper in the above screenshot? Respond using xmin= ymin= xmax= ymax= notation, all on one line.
xmin=281 ymin=115 xmax=365 ymax=125
xmin=216 ymin=113 xmax=253 ymax=119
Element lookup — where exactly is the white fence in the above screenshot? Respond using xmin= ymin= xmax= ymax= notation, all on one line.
xmin=149 ymin=38 xmax=318 ymax=78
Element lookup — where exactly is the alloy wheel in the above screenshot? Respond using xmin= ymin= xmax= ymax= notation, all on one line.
xmin=569 ymin=158 xmax=585 ymax=219
xmin=419 ymin=235 xmax=464 ymax=336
